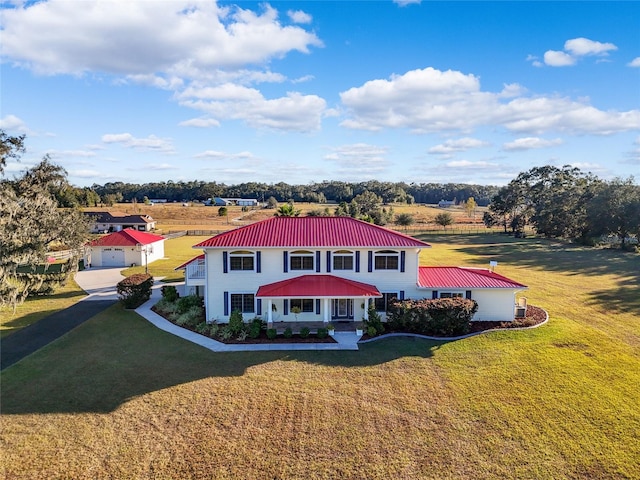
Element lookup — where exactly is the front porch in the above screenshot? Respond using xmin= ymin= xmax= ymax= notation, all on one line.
xmin=268 ymin=320 xmax=362 ymax=334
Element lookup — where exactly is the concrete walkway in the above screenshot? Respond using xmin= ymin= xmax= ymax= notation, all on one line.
xmin=136 ymin=283 xmax=362 ymax=352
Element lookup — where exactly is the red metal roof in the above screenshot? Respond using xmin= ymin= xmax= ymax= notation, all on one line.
xmin=89 ymin=229 xmax=165 ymax=247
xmin=195 ymin=217 xmax=430 ymax=249
xmin=174 ymin=254 xmax=205 ymax=270
xmin=256 ymin=275 xmax=382 ymax=298
xmin=418 ymin=267 xmax=527 ymax=289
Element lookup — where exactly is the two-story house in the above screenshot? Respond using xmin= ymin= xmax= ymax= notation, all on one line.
xmin=179 ymin=217 xmax=526 ymax=324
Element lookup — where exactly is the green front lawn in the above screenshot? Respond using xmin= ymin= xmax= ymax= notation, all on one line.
xmin=1 ymin=234 xmax=638 ymax=478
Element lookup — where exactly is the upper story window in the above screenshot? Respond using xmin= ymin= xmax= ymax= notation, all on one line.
xmin=229 ymin=250 xmax=255 ymax=271
xmin=374 ymin=250 xmax=399 ymax=270
xmin=290 ymin=250 xmax=314 ymax=271
xmin=333 ymin=250 xmax=354 ymax=270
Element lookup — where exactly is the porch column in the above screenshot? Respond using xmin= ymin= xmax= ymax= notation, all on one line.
xmin=363 ymin=298 xmax=369 ymax=321
xmin=267 ymin=299 xmax=273 ymax=325
xmin=323 ymin=298 xmax=330 ymax=323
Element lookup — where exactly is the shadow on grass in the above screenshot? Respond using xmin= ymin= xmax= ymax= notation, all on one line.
xmin=0 ymin=304 xmax=441 ymax=415
xmin=420 ymin=233 xmax=640 ymax=314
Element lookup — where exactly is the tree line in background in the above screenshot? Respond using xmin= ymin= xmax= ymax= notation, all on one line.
xmin=484 ymin=165 xmax=640 ymax=248
xmin=56 ymin=179 xmax=499 ymax=208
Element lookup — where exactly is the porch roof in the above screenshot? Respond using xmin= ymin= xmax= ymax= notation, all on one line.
xmin=174 ymin=254 xmax=205 ymax=270
xmin=256 ymin=274 xmax=382 ymax=298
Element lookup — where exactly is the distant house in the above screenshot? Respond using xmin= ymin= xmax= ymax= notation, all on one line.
xmin=179 ymin=217 xmax=527 ymax=324
xmin=85 ymin=211 xmax=156 ymax=233
xmin=88 ymin=229 xmax=165 ymax=268
xmin=208 ymin=198 xmax=258 ymax=207
xmin=438 ymin=200 xmax=456 ymax=208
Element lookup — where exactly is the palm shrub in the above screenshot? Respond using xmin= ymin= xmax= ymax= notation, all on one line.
xmin=117 ymin=273 xmax=153 ymax=309
xmin=175 ymin=306 xmax=204 ymax=329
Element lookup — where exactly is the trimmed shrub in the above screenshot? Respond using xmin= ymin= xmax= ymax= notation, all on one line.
xmin=177 ymin=295 xmax=203 ymax=315
xmin=387 ymin=298 xmax=477 ymax=336
xmin=316 ymin=327 xmax=328 ymax=339
xmin=161 ymin=285 xmax=179 ymax=303
xmin=266 ymin=328 xmax=277 ymax=340
xmin=365 ymin=304 xmax=385 ymax=335
xmin=283 ymin=327 xmax=293 ymax=339
xmin=117 ymin=273 xmax=153 ymax=309
xmin=299 ymin=326 xmax=310 ymax=339
xmin=367 ymin=326 xmax=377 ymax=337
xmin=228 ymin=310 xmax=245 ymax=336
xmin=249 ymin=318 xmax=263 ymax=339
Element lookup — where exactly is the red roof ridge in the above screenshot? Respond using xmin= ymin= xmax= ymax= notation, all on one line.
xmin=90 ymin=228 xmax=165 ymax=247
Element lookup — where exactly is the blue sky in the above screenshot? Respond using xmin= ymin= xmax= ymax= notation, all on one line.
xmin=1 ymin=0 xmax=639 ymax=188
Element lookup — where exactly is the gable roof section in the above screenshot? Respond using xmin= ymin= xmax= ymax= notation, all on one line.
xmin=418 ymin=267 xmax=527 ymax=289
xmin=85 ymin=212 xmax=155 ymax=224
xmin=195 ymin=217 xmax=430 ymax=249
xmin=90 ymin=229 xmax=165 ymax=247
xmin=256 ymin=275 xmax=382 ymax=298
xmin=174 ymin=254 xmax=205 ymax=270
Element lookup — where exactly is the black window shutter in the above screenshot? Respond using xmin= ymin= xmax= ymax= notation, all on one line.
xmin=432 ymin=291 xmax=438 ymax=299
xmin=283 ymin=251 xmax=288 ymax=273
xmin=355 ymin=251 xmax=360 ymax=272
xmin=368 ymin=251 xmax=373 ymax=272
xmin=400 ymin=290 xmax=405 ymax=300
xmin=256 ymin=251 xmax=261 ymax=273
xmin=326 ymin=251 xmax=331 ymax=273
xmin=257 ymin=298 xmax=262 ymax=314
xmin=316 ymin=251 xmax=321 ymax=272
xmin=283 ymin=299 xmax=289 ymax=315
xmin=400 ymin=251 xmax=406 ymax=272
xmin=316 ymin=299 xmax=321 ymax=314
xmin=223 ymin=251 xmax=228 ymax=273
xmin=466 ymin=290 xmax=472 ymax=299
xmin=224 ymin=291 xmax=229 ymax=315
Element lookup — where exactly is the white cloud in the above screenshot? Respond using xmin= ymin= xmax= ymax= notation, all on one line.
xmin=180 ymin=87 xmax=327 ymax=132
xmin=444 ymin=160 xmax=498 ymax=169
xmin=564 ymin=37 xmax=617 ymax=57
xmin=503 ymin=137 xmax=563 ymax=151
xmin=142 ymin=162 xmax=177 ymax=171
xmin=102 ymin=133 xmax=175 ymax=153
xmin=339 ymin=66 xmax=640 ymax=136
xmin=178 ymin=118 xmax=221 ymax=128
xmin=544 ymin=50 xmax=576 ymax=67
xmin=292 ymin=74 xmax=314 ymax=84
xmin=1 ymin=1 xmax=322 ymax=76
xmin=324 ymin=143 xmax=389 ymax=173
xmin=628 ymin=57 xmax=640 ymax=68
xmin=194 ymin=150 xmax=254 ymax=160
xmin=393 ymin=0 xmax=422 ymax=6
xmin=428 ymin=137 xmax=490 ymax=155
xmin=45 ymin=149 xmax=98 ymax=158
xmin=69 ymin=169 xmax=108 ymax=179
xmin=287 ymin=10 xmax=312 ymax=24
xmin=0 ymin=114 xmax=31 ymax=133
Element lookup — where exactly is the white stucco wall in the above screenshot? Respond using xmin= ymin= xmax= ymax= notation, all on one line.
xmin=90 ymin=239 xmax=164 ymax=268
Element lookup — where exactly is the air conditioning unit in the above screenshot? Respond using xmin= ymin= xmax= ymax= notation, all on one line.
xmin=515 ymin=306 xmax=527 ymax=318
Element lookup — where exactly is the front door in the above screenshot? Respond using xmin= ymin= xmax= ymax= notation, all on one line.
xmin=333 ymin=299 xmax=353 ymax=320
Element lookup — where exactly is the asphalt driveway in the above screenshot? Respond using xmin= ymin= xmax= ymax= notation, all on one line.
xmin=1 ymin=268 xmax=124 ymax=370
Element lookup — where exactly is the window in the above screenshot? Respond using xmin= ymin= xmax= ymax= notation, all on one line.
xmin=290 ymin=298 xmax=314 ymax=313
xmin=375 ymin=293 xmax=398 ymax=312
xmin=290 ymin=250 xmax=314 ymax=271
xmin=230 ymin=293 xmax=255 ymax=313
xmin=333 ymin=250 xmax=354 ymax=270
xmin=439 ymin=292 xmax=463 ymax=298
xmin=374 ymin=250 xmax=399 ymax=270
xmin=229 ymin=250 xmax=254 ymax=271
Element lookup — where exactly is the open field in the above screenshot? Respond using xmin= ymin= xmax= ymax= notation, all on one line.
xmin=2 ymin=234 xmax=639 ymax=479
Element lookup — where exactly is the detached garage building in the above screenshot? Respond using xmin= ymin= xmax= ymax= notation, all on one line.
xmin=89 ymin=229 xmax=165 ymax=268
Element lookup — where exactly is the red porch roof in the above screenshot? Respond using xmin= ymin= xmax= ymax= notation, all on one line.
xmin=195 ymin=217 xmax=430 ymax=249
xmin=256 ymin=275 xmax=382 ymax=298
xmin=89 ymin=228 xmax=165 ymax=247
xmin=174 ymin=254 xmax=205 ymax=270
xmin=418 ymin=267 xmax=527 ymax=289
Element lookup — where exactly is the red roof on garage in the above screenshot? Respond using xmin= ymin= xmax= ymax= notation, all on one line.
xmin=418 ymin=267 xmax=527 ymax=289
xmin=256 ymin=275 xmax=382 ymax=298
xmin=90 ymin=229 xmax=164 ymax=247
xmin=195 ymin=217 xmax=430 ymax=249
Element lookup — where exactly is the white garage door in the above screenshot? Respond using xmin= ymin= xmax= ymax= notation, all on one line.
xmin=101 ymin=247 xmax=125 ymax=266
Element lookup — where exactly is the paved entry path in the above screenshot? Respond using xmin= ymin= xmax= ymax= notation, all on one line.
xmin=1 ymin=299 xmax=116 ymax=370
xmin=1 ymin=268 xmax=124 ymax=370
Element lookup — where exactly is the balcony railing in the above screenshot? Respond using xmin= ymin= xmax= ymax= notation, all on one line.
xmin=186 ymin=264 xmax=205 ymax=280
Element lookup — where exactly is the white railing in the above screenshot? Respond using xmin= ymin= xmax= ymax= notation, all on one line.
xmin=186 ymin=264 xmax=205 ymax=279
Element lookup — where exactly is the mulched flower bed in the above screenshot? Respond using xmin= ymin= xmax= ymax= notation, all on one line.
xmin=360 ymin=304 xmax=547 ymax=340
